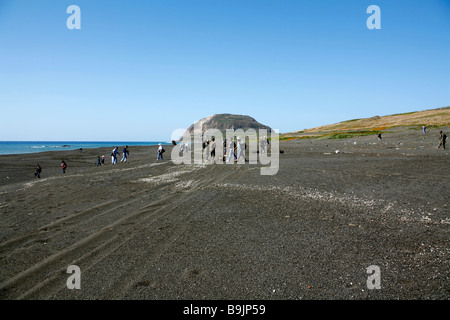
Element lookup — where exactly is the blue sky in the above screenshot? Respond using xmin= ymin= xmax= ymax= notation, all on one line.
xmin=0 ymin=0 xmax=449 ymax=141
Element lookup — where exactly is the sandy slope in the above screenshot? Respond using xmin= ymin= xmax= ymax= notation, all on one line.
xmin=285 ymin=106 xmax=450 ymax=135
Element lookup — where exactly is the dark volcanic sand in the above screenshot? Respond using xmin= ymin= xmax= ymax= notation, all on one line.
xmin=0 ymin=127 xmax=448 ymax=300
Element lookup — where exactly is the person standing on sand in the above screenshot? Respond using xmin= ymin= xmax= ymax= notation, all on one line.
xmin=121 ymin=146 xmax=129 ymax=163
xmin=437 ymin=131 xmax=447 ymax=150
xmin=34 ymin=164 xmax=42 ymax=179
xmin=210 ymin=137 xmax=216 ymax=161
xmin=223 ymin=139 xmax=227 ymax=160
xmin=261 ymin=136 xmax=268 ymax=154
xmin=157 ymin=143 xmax=164 ymax=160
xmin=97 ymin=156 xmax=102 ymax=167
xmin=101 ymin=155 xmax=105 ymax=165
xmin=111 ymin=147 xmax=119 ymax=164
xmin=236 ymin=137 xmax=245 ymax=163
xmin=205 ymin=139 xmax=210 ymax=160
xmin=226 ymin=137 xmax=235 ymax=163
xmin=423 ymin=126 xmax=427 ymax=133
xmin=259 ymin=137 xmax=264 ymax=154
xmin=61 ymin=160 xmax=67 ymax=174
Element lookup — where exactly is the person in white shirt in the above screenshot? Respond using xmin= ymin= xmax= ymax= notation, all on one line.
xmin=157 ymin=143 xmax=164 ymax=160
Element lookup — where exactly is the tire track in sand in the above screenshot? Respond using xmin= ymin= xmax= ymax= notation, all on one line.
xmin=0 ymin=163 xmax=174 ymax=268
xmin=94 ymin=164 xmax=239 ymax=299
xmin=0 ymin=163 xmax=231 ymax=299
xmin=0 ymin=186 xmax=182 ymax=299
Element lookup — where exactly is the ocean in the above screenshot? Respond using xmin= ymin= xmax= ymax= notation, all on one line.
xmin=0 ymin=141 xmax=170 ymax=155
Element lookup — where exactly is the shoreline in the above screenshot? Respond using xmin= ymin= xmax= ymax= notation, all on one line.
xmin=0 ymin=141 xmax=172 ymax=157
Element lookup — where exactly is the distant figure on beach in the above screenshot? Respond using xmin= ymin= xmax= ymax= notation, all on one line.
xmin=260 ymin=136 xmax=268 ymax=154
xmin=61 ymin=160 xmax=67 ymax=174
xmin=236 ymin=137 xmax=245 ymax=163
xmin=79 ymin=148 xmax=83 ymax=153
xmin=157 ymin=143 xmax=164 ymax=160
xmin=226 ymin=137 xmax=235 ymax=163
xmin=437 ymin=131 xmax=446 ymax=150
xmin=96 ymin=156 xmax=102 ymax=167
xmin=377 ymin=133 xmax=382 ymax=140
xmin=34 ymin=164 xmax=42 ymax=179
xmin=101 ymin=155 xmax=105 ymax=165
xmin=111 ymin=148 xmax=115 ymax=164
xmin=204 ymin=139 xmax=211 ymax=160
xmin=210 ymin=137 xmax=216 ymax=161
xmin=121 ymin=146 xmax=129 ymax=163
xmin=223 ymin=139 xmax=227 ymax=160
xmin=111 ymin=147 xmax=119 ymax=164
xmin=423 ymin=126 xmax=427 ymax=133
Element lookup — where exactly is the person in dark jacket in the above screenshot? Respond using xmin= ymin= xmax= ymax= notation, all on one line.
xmin=61 ymin=160 xmax=67 ymax=174
xmin=437 ymin=131 xmax=447 ymax=150
xmin=34 ymin=164 xmax=42 ymax=178
xmin=210 ymin=138 xmax=216 ymax=160
xmin=121 ymin=146 xmax=129 ymax=163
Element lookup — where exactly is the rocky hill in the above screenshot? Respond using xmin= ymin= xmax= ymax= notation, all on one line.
xmin=186 ymin=114 xmax=272 ymax=135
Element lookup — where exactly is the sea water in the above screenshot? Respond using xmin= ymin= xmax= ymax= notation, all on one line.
xmin=0 ymin=141 xmax=170 ymax=155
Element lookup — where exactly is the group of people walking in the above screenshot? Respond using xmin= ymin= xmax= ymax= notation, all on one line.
xmin=94 ymin=145 xmax=131 ymax=167
xmin=32 ymin=145 xmax=131 ymax=179
xmin=225 ymin=136 xmax=246 ymax=163
xmin=201 ymin=136 xmax=265 ymax=163
xmin=110 ymin=146 xmax=129 ymax=165
xmin=181 ymin=136 xmax=271 ymax=163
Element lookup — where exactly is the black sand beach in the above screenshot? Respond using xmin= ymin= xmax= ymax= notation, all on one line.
xmin=0 ymin=127 xmax=448 ymax=300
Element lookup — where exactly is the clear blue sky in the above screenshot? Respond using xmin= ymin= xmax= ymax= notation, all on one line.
xmin=0 ymin=0 xmax=449 ymax=141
